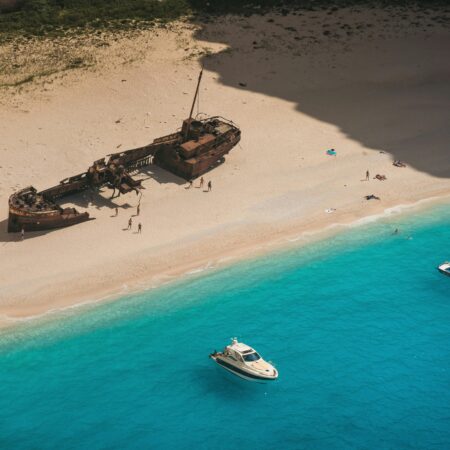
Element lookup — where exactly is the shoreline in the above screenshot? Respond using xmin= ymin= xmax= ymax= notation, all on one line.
xmin=1 ymin=8 xmax=449 ymax=330
xmin=1 ymin=192 xmax=448 ymax=330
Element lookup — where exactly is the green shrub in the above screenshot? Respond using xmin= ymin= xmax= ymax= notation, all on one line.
xmin=0 ymin=0 xmax=448 ymax=38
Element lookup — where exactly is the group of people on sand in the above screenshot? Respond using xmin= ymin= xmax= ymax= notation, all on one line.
xmin=364 ymin=170 xmax=387 ymax=182
xmin=127 ymin=216 xmax=142 ymax=234
xmin=361 ymin=157 xmax=406 ymax=200
xmin=362 ymin=160 xmax=403 ymax=200
xmin=363 ymin=170 xmax=383 ymax=201
xmin=114 ymin=204 xmax=142 ymax=234
xmin=186 ymin=176 xmax=212 ymax=191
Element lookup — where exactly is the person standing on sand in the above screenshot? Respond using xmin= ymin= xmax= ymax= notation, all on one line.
xmin=207 ymin=180 xmax=212 ymax=192
xmin=199 ymin=177 xmax=204 ymax=188
xmin=366 ymin=170 xmax=370 ymax=181
xmin=128 ymin=217 xmax=132 ymax=230
xmin=21 ymin=227 xmax=24 ymax=241
xmin=115 ymin=207 xmax=118 ymax=217
xmin=138 ymin=223 xmax=142 ymax=234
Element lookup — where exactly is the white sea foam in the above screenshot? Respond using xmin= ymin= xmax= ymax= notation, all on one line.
xmin=286 ymin=236 xmax=303 ymax=242
xmin=0 ymin=292 xmax=115 ymax=324
xmin=217 ymin=256 xmax=235 ymax=264
xmin=282 ymin=196 xmax=449 ymax=248
xmin=185 ymin=260 xmax=215 ymax=275
xmin=185 ymin=267 xmax=208 ymax=275
xmin=347 ymin=197 xmax=445 ymax=228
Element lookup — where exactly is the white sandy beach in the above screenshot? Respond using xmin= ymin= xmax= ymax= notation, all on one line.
xmin=0 ymin=7 xmax=449 ymax=326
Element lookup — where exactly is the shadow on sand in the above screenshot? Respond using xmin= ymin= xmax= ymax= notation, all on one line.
xmin=193 ymin=12 xmax=450 ymax=178
xmin=0 ymin=218 xmax=54 ymax=243
xmin=61 ymin=189 xmax=133 ymax=211
xmin=135 ymin=164 xmax=186 ymax=185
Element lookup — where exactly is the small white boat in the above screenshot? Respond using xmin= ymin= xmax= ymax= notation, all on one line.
xmin=210 ymin=338 xmax=278 ymax=382
xmin=437 ymin=262 xmax=450 ymax=277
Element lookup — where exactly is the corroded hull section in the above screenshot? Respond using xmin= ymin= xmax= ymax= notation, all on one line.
xmin=8 ymin=187 xmax=90 ymax=232
xmin=153 ymin=117 xmax=241 ymax=179
xmin=8 ymin=207 xmax=90 ymax=232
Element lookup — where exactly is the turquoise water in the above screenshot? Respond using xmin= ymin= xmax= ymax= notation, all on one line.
xmin=1 ymin=205 xmax=449 ymax=450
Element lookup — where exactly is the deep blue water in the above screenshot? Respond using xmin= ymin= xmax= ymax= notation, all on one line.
xmin=1 ymin=205 xmax=449 ymax=450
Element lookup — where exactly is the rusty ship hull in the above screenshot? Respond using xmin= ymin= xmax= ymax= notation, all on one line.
xmin=8 ymin=187 xmax=91 ymax=232
xmin=8 ymin=211 xmax=90 ymax=232
xmin=7 ymin=116 xmax=240 ymax=233
xmin=149 ymin=117 xmax=240 ymax=180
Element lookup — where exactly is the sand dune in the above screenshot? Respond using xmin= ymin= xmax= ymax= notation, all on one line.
xmin=0 ymin=7 xmax=449 ymax=326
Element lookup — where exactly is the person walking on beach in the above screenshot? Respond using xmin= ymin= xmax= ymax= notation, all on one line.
xmin=138 ymin=223 xmax=142 ymax=234
xmin=199 ymin=177 xmax=204 ymax=189
xmin=137 ymin=204 xmax=140 ymax=216
xmin=128 ymin=217 xmax=132 ymax=230
xmin=21 ymin=226 xmax=24 ymax=241
xmin=207 ymin=180 xmax=212 ymax=192
xmin=365 ymin=170 xmax=370 ymax=181
xmin=114 ymin=207 xmax=118 ymax=217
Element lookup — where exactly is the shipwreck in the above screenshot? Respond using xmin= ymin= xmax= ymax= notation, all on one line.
xmin=7 ymin=70 xmax=241 ymax=233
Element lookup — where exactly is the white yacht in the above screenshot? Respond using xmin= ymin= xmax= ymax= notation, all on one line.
xmin=210 ymin=338 xmax=278 ymax=382
xmin=437 ymin=262 xmax=450 ymax=277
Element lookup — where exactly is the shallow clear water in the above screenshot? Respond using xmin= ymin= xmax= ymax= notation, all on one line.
xmin=1 ymin=205 xmax=449 ymax=450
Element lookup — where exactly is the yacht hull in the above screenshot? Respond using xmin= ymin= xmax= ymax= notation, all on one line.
xmin=211 ymin=355 xmax=277 ymax=382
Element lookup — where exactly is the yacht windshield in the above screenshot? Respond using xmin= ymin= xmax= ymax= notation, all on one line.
xmin=243 ymin=352 xmax=261 ymax=362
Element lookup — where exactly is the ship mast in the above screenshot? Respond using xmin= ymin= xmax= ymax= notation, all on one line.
xmin=184 ymin=68 xmax=203 ymax=140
